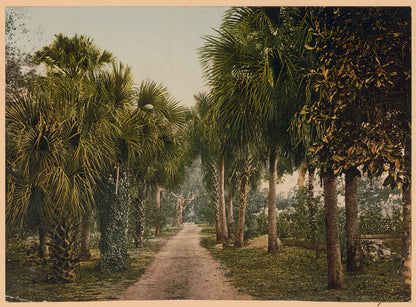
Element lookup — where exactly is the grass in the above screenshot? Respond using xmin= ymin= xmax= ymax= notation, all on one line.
xmin=6 ymin=226 xmax=182 ymax=302
xmin=200 ymin=227 xmax=407 ymax=302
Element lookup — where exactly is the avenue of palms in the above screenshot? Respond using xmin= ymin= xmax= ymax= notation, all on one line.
xmin=6 ymin=6 xmax=411 ymax=301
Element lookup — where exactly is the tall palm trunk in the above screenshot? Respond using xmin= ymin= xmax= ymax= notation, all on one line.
xmin=298 ymin=161 xmax=307 ymax=189
xmin=209 ymin=162 xmax=221 ymax=242
xmin=307 ymin=164 xmax=318 ymax=255
xmin=402 ymin=136 xmax=411 ymax=299
xmin=218 ymin=157 xmax=229 ymax=246
xmin=268 ymin=148 xmax=279 ymax=252
xmin=80 ymin=213 xmax=91 ymax=260
xmin=133 ymin=196 xmax=145 ymax=248
xmin=48 ymin=215 xmax=80 ymax=283
xmin=38 ymin=214 xmax=48 ymax=259
xmin=214 ymin=209 xmax=220 ymax=242
xmin=131 ymin=179 xmax=146 ymax=248
xmin=345 ymin=168 xmax=362 ymax=272
xmin=234 ymin=155 xmax=252 ymax=248
xmin=322 ymin=171 xmax=345 ymax=290
xmin=226 ymin=190 xmax=234 ymax=241
xmin=155 ymin=185 xmax=161 ymax=236
xmin=98 ymin=172 xmax=130 ymax=273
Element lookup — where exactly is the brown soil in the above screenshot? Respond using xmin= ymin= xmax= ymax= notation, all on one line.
xmin=119 ymin=223 xmax=251 ymax=300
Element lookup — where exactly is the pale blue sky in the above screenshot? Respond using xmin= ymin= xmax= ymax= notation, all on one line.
xmin=7 ymin=6 xmax=229 ymax=107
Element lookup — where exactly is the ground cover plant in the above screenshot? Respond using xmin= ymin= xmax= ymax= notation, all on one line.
xmin=200 ymin=226 xmax=406 ymax=302
xmin=6 ymin=227 xmax=182 ymax=302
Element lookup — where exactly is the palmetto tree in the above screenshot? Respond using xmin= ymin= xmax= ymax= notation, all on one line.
xmin=134 ymin=79 xmax=189 ymax=237
xmin=192 ymin=92 xmax=229 ymax=245
xmin=87 ymin=61 xmax=148 ymax=272
xmin=200 ymin=7 xmax=302 ymax=250
xmin=33 ymin=33 xmax=113 ymax=78
xmin=7 ymin=33 xmax=145 ymax=279
xmin=6 ymin=71 xmax=113 ymax=282
xmin=27 ymin=33 xmax=116 ymax=266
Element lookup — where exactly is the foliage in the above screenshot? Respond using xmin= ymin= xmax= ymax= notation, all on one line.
xmin=343 ymin=176 xmax=402 ymax=235
xmin=33 ymin=33 xmax=113 ymax=78
xmin=6 ymin=227 xmax=181 ymax=301
xmin=5 ymin=8 xmax=39 ymax=91
xmin=275 ymin=176 xmax=402 ymax=257
xmin=173 ymin=159 xmax=208 ymax=223
xmin=276 ymin=189 xmax=326 ymax=244
xmin=243 ymin=190 xmax=268 ymax=240
xmin=201 ymin=226 xmax=406 ymax=301
xmin=297 ymin=8 xmax=410 ymax=187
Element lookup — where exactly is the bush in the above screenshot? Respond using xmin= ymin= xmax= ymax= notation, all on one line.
xmin=243 ymin=190 xmax=267 ymax=240
xmin=276 ymin=189 xmax=326 ymax=245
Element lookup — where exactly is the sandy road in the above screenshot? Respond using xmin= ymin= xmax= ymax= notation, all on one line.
xmin=119 ymin=223 xmax=251 ymax=300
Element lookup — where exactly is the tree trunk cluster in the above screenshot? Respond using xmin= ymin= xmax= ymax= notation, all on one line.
xmin=234 ymin=155 xmax=253 ymax=248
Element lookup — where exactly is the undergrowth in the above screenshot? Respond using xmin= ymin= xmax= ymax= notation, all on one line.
xmin=201 ymin=227 xmax=406 ymax=302
xmin=6 ymin=226 xmax=182 ymax=302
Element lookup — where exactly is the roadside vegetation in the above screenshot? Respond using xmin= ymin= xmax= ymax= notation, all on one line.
xmin=201 ymin=226 xmax=405 ymax=302
xmin=6 ymin=227 xmax=182 ymax=302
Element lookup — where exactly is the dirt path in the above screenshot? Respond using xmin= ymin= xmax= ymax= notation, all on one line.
xmin=119 ymin=223 xmax=251 ymax=300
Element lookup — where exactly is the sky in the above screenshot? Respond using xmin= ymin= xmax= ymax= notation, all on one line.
xmin=6 ymin=6 xmax=228 ymax=107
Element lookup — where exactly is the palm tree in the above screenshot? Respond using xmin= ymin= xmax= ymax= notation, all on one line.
xmin=134 ymin=79 xmax=189 ymax=237
xmin=200 ymin=7 xmax=303 ymax=250
xmin=30 ymin=33 xmax=115 ymax=263
xmin=6 ymin=72 xmax=111 ymax=282
xmin=87 ymin=62 xmax=149 ymax=273
xmin=192 ymin=92 xmax=229 ymax=245
xmin=33 ymin=33 xmax=113 ymax=78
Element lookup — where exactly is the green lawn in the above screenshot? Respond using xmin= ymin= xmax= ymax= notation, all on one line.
xmin=200 ymin=227 xmax=407 ymax=302
xmin=6 ymin=226 xmax=182 ymax=302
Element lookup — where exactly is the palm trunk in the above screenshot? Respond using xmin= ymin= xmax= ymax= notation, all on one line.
xmin=133 ymin=196 xmax=145 ymax=248
xmin=80 ymin=213 xmax=91 ymax=260
xmin=155 ymin=185 xmax=161 ymax=237
xmin=323 ymin=171 xmax=345 ymax=290
xmin=38 ymin=214 xmax=48 ymax=259
xmin=298 ymin=161 xmax=307 ymax=189
xmin=226 ymin=190 xmax=234 ymax=241
xmin=214 ymin=206 xmax=221 ymax=242
xmin=402 ymin=136 xmax=411 ymax=299
xmin=131 ymin=179 xmax=146 ymax=248
xmin=345 ymin=168 xmax=362 ymax=273
xmin=209 ymin=162 xmax=221 ymax=243
xmin=49 ymin=216 xmax=80 ymax=283
xmin=268 ymin=148 xmax=279 ymax=252
xmin=307 ymin=165 xmax=318 ymax=258
xmin=98 ymin=173 xmax=130 ymax=273
xmin=218 ymin=158 xmax=229 ymax=246
xmin=234 ymin=155 xmax=252 ymax=248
